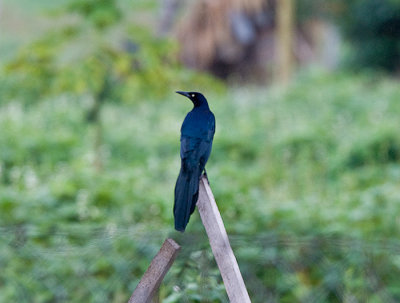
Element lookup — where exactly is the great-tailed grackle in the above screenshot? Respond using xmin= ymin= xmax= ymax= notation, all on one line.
xmin=174 ymin=91 xmax=215 ymax=232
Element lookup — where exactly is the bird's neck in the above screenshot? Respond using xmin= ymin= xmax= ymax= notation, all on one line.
xmin=193 ymin=101 xmax=209 ymax=110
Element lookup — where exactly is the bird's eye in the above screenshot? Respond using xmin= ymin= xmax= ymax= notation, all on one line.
xmin=191 ymin=94 xmax=195 ymax=97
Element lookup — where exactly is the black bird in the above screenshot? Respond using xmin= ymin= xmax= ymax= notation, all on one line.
xmin=174 ymin=91 xmax=215 ymax=232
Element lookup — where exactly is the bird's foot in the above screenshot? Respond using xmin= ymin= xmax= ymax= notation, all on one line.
xmin=203 ymin=170 xmax=210 ymax=185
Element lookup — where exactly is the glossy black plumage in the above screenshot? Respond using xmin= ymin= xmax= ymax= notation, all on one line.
xmin=174 ymin=91 xmax=215 ymax=232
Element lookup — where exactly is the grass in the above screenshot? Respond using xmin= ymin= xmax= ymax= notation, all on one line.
xmin=1 ymin=70 xmax=400 ymax=302
xmin=2 ymin=1 xmax=400 ymax=301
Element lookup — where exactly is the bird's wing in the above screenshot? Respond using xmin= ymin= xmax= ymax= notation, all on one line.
xmin=206 ymin=113 xmax=216 ymax=142
xmin=180 ymin=136 xmax=201 ymax=160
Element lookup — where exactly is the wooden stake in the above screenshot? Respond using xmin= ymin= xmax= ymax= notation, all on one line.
xmin=197 ymin=176 xmax=252 ymax=303
xmin=128 ymin=238 xmax=180 ymax=303
xmin=276 ymin=0 xmax=295 ymax=85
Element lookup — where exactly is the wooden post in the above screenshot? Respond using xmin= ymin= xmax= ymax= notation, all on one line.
xmin=197 ymin=176 xmax=252 ymax=303
xmin=276 ymin=0 xmax=295 ymax=85
xmin=128 ymin=238 xmax=181 ymax=303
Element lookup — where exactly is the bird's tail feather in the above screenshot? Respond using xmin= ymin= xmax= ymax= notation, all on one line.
xmin=174 ymin=166 xmax=200 ymax=232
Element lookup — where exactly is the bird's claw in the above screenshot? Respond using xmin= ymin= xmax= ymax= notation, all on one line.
xmin=203 ymin=170 xmax=210 ymax=185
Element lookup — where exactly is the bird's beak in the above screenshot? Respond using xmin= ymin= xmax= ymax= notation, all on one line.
xmin=176 ymin=91 xmax=191 ymax=98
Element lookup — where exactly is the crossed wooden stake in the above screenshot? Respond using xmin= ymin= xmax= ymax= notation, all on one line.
xmin=128 ymin=176 xmax=251 ymax=303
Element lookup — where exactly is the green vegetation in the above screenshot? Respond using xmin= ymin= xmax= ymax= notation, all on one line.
xmin=1 ymin=71 xmax=400 ymax=302
xmin=338 ymin=0 xmax=400 ymax=71
xmin=1 ymin=0 xmax=400 ymax=302
xmin=299 ymin=0 xmax=400 ymax=72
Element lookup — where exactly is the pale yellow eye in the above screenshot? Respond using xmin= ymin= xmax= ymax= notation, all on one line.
xmin=191 ymin=94 xmax=195 ymax=97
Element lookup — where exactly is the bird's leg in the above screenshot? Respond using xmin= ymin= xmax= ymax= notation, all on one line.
xmin=203 ymin=168 xmax=210 ymax=184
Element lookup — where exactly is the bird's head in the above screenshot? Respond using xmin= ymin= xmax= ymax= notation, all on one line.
xmin=176 ymin=91 xmax=208 ymax=108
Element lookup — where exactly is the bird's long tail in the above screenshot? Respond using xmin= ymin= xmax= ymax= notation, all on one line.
xmin=174 ymin=166 xmax=201 ymax=232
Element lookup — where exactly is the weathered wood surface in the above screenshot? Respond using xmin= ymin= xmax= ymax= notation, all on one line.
xmin=128 ymin=238 xmax=180 ymax=303
xmin=276 ymin=0 xmax=295 ymax=85
xmin=197 ymin=176 xmax=252 ymax=303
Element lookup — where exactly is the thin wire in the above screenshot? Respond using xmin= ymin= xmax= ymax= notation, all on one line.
xmin=1 ymin=227 xmax=400 ymax=302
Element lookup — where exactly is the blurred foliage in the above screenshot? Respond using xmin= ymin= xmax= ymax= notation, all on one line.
xmin=0 ymin=0 xmax=223 ymax=105
xmin=1 ymin=70 xmax=400 ymax=302
xmin=1 ymin=1 xmax=400 ymax=302
xmin=67 ymin=0 xmax=122 ymax=29
xmin=0 ymin=0 xmax=223 ymax=170
xmin=298 ymin=0 xmax=400 ymax=72
xmin=335 ymin=0 xmax=400 ymax=71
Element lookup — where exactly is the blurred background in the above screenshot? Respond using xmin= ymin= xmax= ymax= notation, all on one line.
xmin=1 ymin=0 xmax=400 ymax=302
